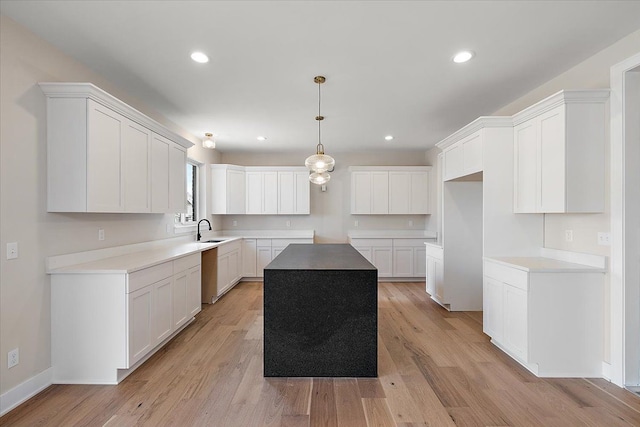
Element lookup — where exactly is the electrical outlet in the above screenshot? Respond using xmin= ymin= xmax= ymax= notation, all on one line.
xmin=98 ymin=228 xmax=105 ymax=241
xmin=166 ymin=224 xmax=172 ymax=234
xmin=286 ymin=220 xmax=291 ymax=227
xmin=598 ymin=232 xmax=611 ymax=246
xmin=6 ymin=242 xmax=18 ymax=260
xmin=232 ymin=220 xmax=238 ymax=227
xmin=354 ymin=220 xmax=359 ymax=227
xmin=8 ymin=348 xmax=19 ymax=369
xmin=408 ymin=220 xmax=413 ymax=227
xmin=565 ymin=230 xmax=573 ymax=242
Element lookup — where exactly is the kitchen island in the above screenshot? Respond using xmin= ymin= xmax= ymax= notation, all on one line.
xmin=264 ymin=244 xmax=378 ymax=377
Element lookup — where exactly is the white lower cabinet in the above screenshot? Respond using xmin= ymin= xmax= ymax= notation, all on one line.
xmin=350 ymin=238 xmax=427 ymax=278
xmin=424 ymin=244 xmax=444 ymax=301
xmin=483 ymin=258 xmax=604 ymax=377
xmin=217 ymin=240 xmax=242 ymax=297
xmin=250 ymin=238 xmax=314 ymax=278
xmin=51 ymin=253 xmax=202 ymax=384
xmin=242 ymin=239 xmax=257 ymax=277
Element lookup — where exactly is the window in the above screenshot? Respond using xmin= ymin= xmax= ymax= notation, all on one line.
xmin=176 ymin=160 xmax=199 ymax=225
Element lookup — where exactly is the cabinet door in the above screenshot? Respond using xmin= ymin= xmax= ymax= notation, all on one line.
xmin=434 ymin=258 xmax=444 ymax=301
xmin=172 ymin=270 xmax=188 ymax=329
xmin=426 ymin=257 xmax=435 ymax=295
xmin=354 ymin=247 xmax=373 ymax=264
xmin=513 ymin=121 xmax=538 ymax=213
xmin=483 ymin=277 xmax=504 ymax=342
xmin=462 ymin=132 xmax=483 ymax=175
xmin=246 ymin=171 xmax=263 ymax=214
xmin=217 ymin=254 xmax=230 ymax=296
xmin=389 ymin=172 xmax=411 ymax=214
xmin=410 ymin=172 xmax=430 ymax=214
xmin=155 ymin=277 xmax=173 ymax=343
xmin=256 ymin=246 xmax=272 ymax=278
xmin=263 ymin=172 xmax=278 ymax=214
xmin=372 ymin=247 xmax=393 ymax=277
xmin=169 ymin=144 xmax=186 ymax=214
xmin=187 ymin=265 xmax=201 ymax=317
xmin=443 ymin=144 xmax=464 ymax=181
xmin=128 ymin=284 xmax=154 ymax=365
xmin=503 ymin=284 xmax=528 ymax=361
xmin=351 ymin=172 xmax=372 ymax=214
xmin=371 ymin=172 xmax=389 ymax=214
xmin=151 ymin=134 xmax=170 ymax=212
xmin=392 ymin=247 xmax=413 ymax=277
xmin=413 ymin=246 xmax=426 ymax=277
xmin=87 ymin=100 xmax=124 ymax=212
xmin=122 ymin=120 xmax=151 ymax=212
xmin=278 ymin=171 xmax=295 ymax=214
xmin=228 ymin=250 xmax=240 ymax=286
xmin=242 ymin=239 xmax=257 ymax=277
xmin=295 ymin=171 xmax=311 ymax=214
xmin=538 ymin=106 xmax=566 ymax=213
xmin=227 ymin=169 xmax=246 ymax=214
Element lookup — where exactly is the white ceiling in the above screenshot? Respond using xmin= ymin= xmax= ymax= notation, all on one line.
xmin=2 ymin=1 xmax=640 ymax=153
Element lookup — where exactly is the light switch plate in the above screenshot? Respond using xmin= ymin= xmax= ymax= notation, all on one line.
xmin=6 ymin=242 xmax=18 ymax=260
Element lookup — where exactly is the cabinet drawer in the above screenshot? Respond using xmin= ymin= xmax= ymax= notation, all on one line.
xmin=393 ymin=238 xmax=425 ymax=247
xmin=484 ymin=261 xmax=528 ymax=291
xmin=174 ymin=253 xmax=200 ymax=273
xmin=218 ymin=239 xmax=242 ymax=256
xmin=128 ymin=261 xmax=173 ymax=293
xmin=256 ymin=239 xmax=272 ymax=247
xmin=349 ymin=238 xmax=392 ymax=247
xmin=271 ymin=238 xmax=312 ymax=249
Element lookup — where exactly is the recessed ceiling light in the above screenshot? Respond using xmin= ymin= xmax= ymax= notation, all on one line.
xmin=385 ymin=135 xmax=394 ymax=141
xmin=257 ymin=136 xmax=267 ymax=141
xmin=191 ymin=52 xmax=209 ymax=63
xmin=453 ymin=51 xmax=474 ymax=63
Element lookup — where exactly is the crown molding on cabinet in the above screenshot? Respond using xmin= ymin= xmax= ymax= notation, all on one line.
xmin=512 ymin=89 xmax=610 ymax=126
xmin=436 ymin=116 xmax=513 ymax=149
xmin=38 ymin=82 xmax=194 ymax=149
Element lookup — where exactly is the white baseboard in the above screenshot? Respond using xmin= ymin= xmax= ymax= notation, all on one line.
xmin=0 ymin=367 xmax=53 ymax=416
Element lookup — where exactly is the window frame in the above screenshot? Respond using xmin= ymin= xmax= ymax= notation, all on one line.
xmin=175 ymin=158 xmax=202 ymax=228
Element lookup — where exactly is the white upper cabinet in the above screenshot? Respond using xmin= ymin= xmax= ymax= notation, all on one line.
xmin=150 ymin=133 xmax=170 ymax=213
xmin=210 ymin=164 xmax=246 ymax=214
xmin=212 ymin=166 xmax=309 ymax=215
xmin=122 ymin=120 xmax=151 ymax=213
xmin=169 ymin=144 xmax=187 ymax=213
xmin=278 ymin=170 xmax=310 ymax=215
xmin=437 ymin=117 xmax=512 ymax=182
xmin=246 ymin=170 xmax=278 ymax=214
xmin=350 ymin=167 xmax=430 ymax=214
xmin=86 ymin=100 xmax=125 ymax=212
xmin=512 ymin=90 xmax=609 ymax=213
xmin=40 ymin=82 xmax=193 ymax=213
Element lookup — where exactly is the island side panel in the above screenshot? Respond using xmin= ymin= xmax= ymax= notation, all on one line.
xmin=264 ymin=268 xmax=378 ymax=377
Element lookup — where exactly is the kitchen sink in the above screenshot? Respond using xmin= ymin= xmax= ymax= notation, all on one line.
xmin=201 ymin=239 xmax=227 ymax=243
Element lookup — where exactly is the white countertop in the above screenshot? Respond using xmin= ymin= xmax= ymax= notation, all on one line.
xmin=347 ymin=230 xmax=437 ymax=239
xmin=424 ymin=241 xmax=443 ymax=249
xmin=48 ymin=238 xmax=242 ymax=275
xmin=484 ymin=256 xmax=606 ymax=273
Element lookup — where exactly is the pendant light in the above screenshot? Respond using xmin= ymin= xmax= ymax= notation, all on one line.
xmin=202 ymin=133 xmax=215 ymax=149
xmin=305 ymin=76 xmax=335 ymax=184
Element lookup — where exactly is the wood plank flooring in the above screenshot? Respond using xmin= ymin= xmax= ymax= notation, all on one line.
xmin=2 ymin=281 xmax=639 ymax=426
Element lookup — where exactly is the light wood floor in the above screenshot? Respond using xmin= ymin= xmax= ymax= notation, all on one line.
xmin=2 ymin=281 xmax=640 ymax=426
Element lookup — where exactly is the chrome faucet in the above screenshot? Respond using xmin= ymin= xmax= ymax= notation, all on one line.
xmin=197 ymin=218 xmax=212 ymax=241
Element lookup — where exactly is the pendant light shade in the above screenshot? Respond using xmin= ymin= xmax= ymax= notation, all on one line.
xmin=305 ymin=75 xmax=335 ymax=184
xmin=309 ymin=171 xmax=331 ymax=185
xmin=202 ymin=133 xmax=215 ymax=149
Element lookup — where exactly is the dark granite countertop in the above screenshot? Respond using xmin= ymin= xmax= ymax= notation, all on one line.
xmin=265 ymin=244 xmax=376 ymax=271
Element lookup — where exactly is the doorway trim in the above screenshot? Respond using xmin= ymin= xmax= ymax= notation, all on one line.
xmin=610 ymin=52 xmax=640 ymax=387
